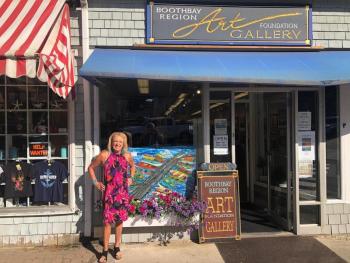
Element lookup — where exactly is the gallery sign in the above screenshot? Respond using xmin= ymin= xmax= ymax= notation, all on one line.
xmin=147 ymin=3 xmax=311 ymax=45
xmin=197 ymin=169 xmax=241 ymax=242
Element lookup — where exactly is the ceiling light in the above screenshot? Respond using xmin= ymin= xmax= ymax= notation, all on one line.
xmin=137 ymin=79 xmax=149 ymax=94
xmin=191 ymin=110 xmax=201 ymax=116
xmin=234 ymin=92 xmax=248 ymax=100
xmin=164 ymin=93 xmax=187 ymax=116
xmin=209 ymin=102 xmax=225 ymax=109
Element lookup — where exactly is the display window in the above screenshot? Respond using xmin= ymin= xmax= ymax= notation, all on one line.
xmin=99 ymin=80 xmax=202 ymax=201
xmin=0 ymin=77 xmax=69 ymax=208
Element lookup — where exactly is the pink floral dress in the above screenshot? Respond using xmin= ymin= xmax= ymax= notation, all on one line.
xmin=103 ymin=152 xmax=131 ymax=224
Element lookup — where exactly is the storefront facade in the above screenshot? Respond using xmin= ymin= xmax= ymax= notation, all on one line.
xmin=80 ymin=0 xmax=350 ymax=238
xmin=1 ymin=0 xmax=350 ymax=246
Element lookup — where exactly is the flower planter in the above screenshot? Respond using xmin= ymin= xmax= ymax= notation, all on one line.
xmin=124 ymin=213 xmax=200 ymax=228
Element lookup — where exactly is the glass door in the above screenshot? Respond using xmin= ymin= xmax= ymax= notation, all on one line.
xmin=207 ymin=90 xmax=293 ymax=231
xmin=297 ymin=91 xmax=320 ymax=228
xmin=235 ymin=100 xmax=249 ymax=203
xmin=252 ymin=92 xmax=293 ymax=230
xmin=265 ymin=93 xmax=292 ymax=230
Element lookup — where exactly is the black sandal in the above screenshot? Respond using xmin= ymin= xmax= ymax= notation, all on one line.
xmin=98 ymin=250 xmax=108 ymax=263
xmin=113 ymin=246 xmax=122 ymax=260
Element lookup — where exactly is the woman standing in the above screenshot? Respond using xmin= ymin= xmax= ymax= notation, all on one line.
xmin=88 ymin=132 xmax=135 ymax=262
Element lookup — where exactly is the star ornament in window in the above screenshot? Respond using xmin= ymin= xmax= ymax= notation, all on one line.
xmin=12 ymin=99 xmax=23 ymax=110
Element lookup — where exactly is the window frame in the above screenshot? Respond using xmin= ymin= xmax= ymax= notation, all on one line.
xmin=0 ymin=76 xmax=74 ymax=215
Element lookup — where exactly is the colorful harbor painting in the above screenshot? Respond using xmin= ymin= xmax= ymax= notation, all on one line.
xmin=128 ymin=147 xmax=196 ymax=200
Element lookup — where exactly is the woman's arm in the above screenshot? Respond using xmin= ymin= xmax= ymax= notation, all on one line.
xmin=125 ymin=152 xmax=135 ymax=186
xmin=88 ymin=150 xmax=108 ymax=191
xmin=129 ymin=154 xmax=136 ymax=177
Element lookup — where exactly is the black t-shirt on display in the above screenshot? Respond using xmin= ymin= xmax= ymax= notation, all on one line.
xmin=33 ymin=160 xmax=68 ymax=203
xmin=3 ymin=162 xmax=34 ymax=198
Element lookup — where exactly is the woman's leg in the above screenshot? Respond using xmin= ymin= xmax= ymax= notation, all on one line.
xmin=113 ymin=222 xmax=123 ymax=259
xmin=103 ymin=223 xmax=112 ymax=251
xmin=115 ymin=221 xmax=123 ymax=247
xmin=99 ymin=223 xmax=111 ymax=262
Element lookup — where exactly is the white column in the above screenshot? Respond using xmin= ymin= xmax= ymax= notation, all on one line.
xmin=319 ymin=88 xmax=326 ymax=226
xmin=231 ymin=91 xmax=236 ymax=164
xmin=81 ymin=1 xmax=93 ymax=237
xmin=202 ymin=83 xmax=210 ymax=163
xmin=68 ymin=94 xmax=76 ymax=211
xmin=93 ymin=88 xmax=100 ymax=156
xmin=294 ymin=90 xmax=300 ymax=234
xmin=340 ymin=84 xmax=350 ymax=202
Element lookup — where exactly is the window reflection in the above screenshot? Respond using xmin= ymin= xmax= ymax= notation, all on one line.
xmin=325 ymin=87 xmax=341 ymax=199
xmin=99 ymin=80 xmax=202 ymax=149
xmin=300 ymin=205 xmax=320 ymax=224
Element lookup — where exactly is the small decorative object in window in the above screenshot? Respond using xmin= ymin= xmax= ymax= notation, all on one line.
xmin=51 ymin=100 xmax=62 ymax=109
xmin=34 ymin=124 xmax=47 ymax=133
xmin=32 ymin=102 xmax=44 ymax=109
xmin=12 ymin=99 xmax=23 ymax=110
xmin=16 ymin=120 xmax=25 ymax=132
xmin=9 ymin=147 xmax=18 ymax=159
xmin=51 ymin=147 xmax=56 ymax=156
xmin=60 ymin=147 xmax=67 ymax=158
xmin=33 ymin=115 xmax=48 ymax=133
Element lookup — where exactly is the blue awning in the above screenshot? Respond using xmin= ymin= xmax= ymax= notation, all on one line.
xmin=79 ymin=49 xmax=350 ymax=86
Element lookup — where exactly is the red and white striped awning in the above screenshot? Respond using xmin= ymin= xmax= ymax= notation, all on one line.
xmin=0 ymin=0 xmax=76 ymax=99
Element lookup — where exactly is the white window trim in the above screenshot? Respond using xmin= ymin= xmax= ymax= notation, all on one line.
xmin=340 ymin=85 xmax=350 ymax=203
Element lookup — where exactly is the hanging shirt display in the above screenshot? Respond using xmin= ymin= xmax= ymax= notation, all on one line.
xmin=2 ymin=162 xmax=34 ymax=198
xmin=33 ymin=160 xmax=68 ymax=203
xmin=0 ymin=165 xmax=3 ymax=180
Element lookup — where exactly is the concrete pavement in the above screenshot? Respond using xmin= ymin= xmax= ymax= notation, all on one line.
xmin=0 ymin=235 xmax=349 ymax=263
xmin=317 ymin=235 xmax=350 ymax=263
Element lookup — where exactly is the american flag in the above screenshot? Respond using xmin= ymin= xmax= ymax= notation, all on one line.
xmin=0 ymin=0 xmax=75 ymax=99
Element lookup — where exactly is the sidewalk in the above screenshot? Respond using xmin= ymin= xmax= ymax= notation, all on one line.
xmin=316 ymin=235 xmax=350 ymax=263
xmin=0 ymin=236 xmax=349 ymax=263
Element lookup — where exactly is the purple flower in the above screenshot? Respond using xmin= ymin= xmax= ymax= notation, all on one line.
xmin=128 ymin=192 xmax=207 ymax=232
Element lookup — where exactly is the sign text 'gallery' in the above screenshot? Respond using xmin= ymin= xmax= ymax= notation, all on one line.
xmin=147 ymin=3 xmax=311 ymax=45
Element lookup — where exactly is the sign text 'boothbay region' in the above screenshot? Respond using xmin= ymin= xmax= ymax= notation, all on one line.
xmin=148 ymin=4 xmax=311 ymax=45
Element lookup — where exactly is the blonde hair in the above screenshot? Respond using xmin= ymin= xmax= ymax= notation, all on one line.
xmin=107 ymin=132 xmax=128 ymax=153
